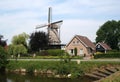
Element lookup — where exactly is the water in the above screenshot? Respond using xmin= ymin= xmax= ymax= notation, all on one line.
xmin=0 ymin=73 xmax=95 ymax=82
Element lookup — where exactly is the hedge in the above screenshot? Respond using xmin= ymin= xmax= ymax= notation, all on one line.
xmin=94 ymin=52 xmax=120 ymax=59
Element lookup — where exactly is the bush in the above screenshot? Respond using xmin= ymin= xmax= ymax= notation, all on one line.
xmin=56 ymin=62 xmax=70 ymax=75
xmin=26 ymin=63 xmax=36 ymax=73
xmin=36 ymin=49 xmax=65 ymax=56
xmin=94 ymin=52 xmax=120 ymax=58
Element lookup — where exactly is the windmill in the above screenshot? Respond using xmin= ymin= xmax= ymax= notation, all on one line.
xmin=36 ymin=7 xmax=63 ymax=47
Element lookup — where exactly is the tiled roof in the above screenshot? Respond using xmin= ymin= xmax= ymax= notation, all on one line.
xmin=98 ymin=42 xmax=112 ymax=50
xmin=76 ymin=35 xmax=95 ymax=50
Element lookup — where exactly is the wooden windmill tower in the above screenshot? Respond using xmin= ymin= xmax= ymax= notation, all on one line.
xmin=36 ymin=7 xmax=63 ymax=48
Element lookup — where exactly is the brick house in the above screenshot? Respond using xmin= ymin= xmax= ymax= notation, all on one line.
xmin=65 ymin=35 xmax=95 ymax=56
xmin=96 ymin=42 xmax=112 ymax=53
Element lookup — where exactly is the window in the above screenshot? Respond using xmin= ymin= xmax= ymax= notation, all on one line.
xmin=71 ymin=49 xmax=74 ymax=54
xmin=80 ymin=49 xmax=83 ymax=55
xmin=73 ymin=41 xmax=75 ymax=44
xmin=97 ymin=45 xmax=100 ymax=48
xmin=77 ymin=41 xmax=79 ymax=44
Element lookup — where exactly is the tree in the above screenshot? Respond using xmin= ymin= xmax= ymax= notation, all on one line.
xmin=8 ymin=32 xmax=29 ymax=57
xmin=0 ymin=35 xmax=7 ymax=47
xmin=74 ymin=48 xmax=77 ymax=56
xmin=12 ymin=32 xmax=29 ymax=48
xmin=0 ymin=46 xmax=8 ymax=73
xmin=7 ymin=44 xmax=27 ymax=58
xmin=0 ymin=35 xmax=8 ymax=72
xmin=96 ymin=20 xmax=120 ymax=50
xmin=29 ymin=31 xmax=49 ymax=52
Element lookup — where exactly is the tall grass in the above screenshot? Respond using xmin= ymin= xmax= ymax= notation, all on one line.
xmin=7 ymin=60 xmax=120 ymax=78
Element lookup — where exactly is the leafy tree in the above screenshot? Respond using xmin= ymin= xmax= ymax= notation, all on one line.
xmin=8 ymin=32 xmax=28 ymax=58
xmin=0 ymin=35 xmax=8 ymax=72
xmin=12 ymin=32 xmax=29 ymax=48
xmin=0 ymin=35 xmax=7 ymax=47
xmin=7 ymin=44 xmax=14 ymax=56
xmin=0 ymin=46 xmax=8 ymax=73
xmin=7 ymin=44 xmax=27 ymax=57
xmin=29 ymin=31 xmax=49 ymax=52
xmin=96 ymin=20 xmax=120 ymax=50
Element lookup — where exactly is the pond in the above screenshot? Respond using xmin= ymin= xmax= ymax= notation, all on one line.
xmin=0 ymin=72 xmax=95 ymax=82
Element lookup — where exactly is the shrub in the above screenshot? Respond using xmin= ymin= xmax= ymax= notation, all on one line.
xmin=94 ymin=52 xmax=120 ymax=58
xmin=56 ymin=62 xmax=70 ymax=75
xmin=36 ymin=49 xmax=65 ymax=56
xmin=74 ymin=48 xmax=77 ymax=56
xmin=26 ymin=63 xmax=36 ymax=73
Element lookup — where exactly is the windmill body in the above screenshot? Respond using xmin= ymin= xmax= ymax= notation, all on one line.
xmin=36 ymin=7 xmax=63 ymax=48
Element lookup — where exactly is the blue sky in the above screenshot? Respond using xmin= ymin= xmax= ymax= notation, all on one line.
xmin=0 ymin=0 xmax=120 ymax=44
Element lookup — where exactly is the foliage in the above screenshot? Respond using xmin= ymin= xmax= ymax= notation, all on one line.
xmin=11 ymin=55 xmax=83 ymax=59
xmin=74 ymin=48 xmax=77 ymax=56
xmin=96 ymin=20 xmax=120 ymax=50
xmin=7 ymin=44 xmax=27 ymax=57
xmin=0 ymin=35 xmax=8 ymax=72
xmin=12 ymin=32 xmax=29 ymax=48
xmin=56 ymin=62 xmax=71 ymax=75
xmin=94 ymin=52 xmax=120 ymax=58
xmin=7 ymin=60 xmax=120 ymax=78
xmin=9 ymin=32 xmax=28 ymax=57
xmin=36 ymin=49 xmax=65 ymax=56
xmin=0 ymin=46 xmax=8 ymax=72
xmin=0 ymin=35 xmax=7 ymax=47
xmin=29 ymin=31 xmax=49 ymax=52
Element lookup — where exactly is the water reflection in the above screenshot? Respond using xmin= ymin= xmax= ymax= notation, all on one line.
xmin=0 ymin=72 xmax=94 ymax=82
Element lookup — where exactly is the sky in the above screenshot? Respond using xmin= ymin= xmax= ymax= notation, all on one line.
xmin=0 ymin=0 xmax=120 ymax=44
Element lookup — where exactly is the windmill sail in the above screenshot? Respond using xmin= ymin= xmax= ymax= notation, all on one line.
xmin=35 ymin=7 xmax=63 ymax=45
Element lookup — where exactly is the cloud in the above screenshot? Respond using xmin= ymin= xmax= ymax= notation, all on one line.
xmin=0 ymin=0 xmax=120 ymax=44
xmin=61 ymin=19 xmax=104 ymax=43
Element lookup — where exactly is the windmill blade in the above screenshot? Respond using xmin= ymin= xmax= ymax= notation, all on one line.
xmin=36 ymin=24 xmax=48 ymax=29
xmin=48 ymin=7 xmax=52 ymax=24
xmin=51 ymin=20 xmax=63 ymax=27
xmin=51 ymin=20 xmax=63 ymax=25
xmin=52 ymin=29 xmax=61 ymax=42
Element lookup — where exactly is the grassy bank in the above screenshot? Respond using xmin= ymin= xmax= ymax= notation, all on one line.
xmin=7 ymin=60 xmax=120 ymax=78
xmin=99 ymin=71 xmax=120 ymax=82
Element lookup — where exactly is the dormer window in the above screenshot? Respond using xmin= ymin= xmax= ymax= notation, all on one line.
xmin=97 ymin=45 xmax=100 ymax=48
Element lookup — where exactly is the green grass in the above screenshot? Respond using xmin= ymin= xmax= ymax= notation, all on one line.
xmin=7 ymin=60 xmax=120 ymax=76
xmin=10 ymin=55 xmax=83 ymax=59
xmin=79 ymin=61 xmax=120 ymax=73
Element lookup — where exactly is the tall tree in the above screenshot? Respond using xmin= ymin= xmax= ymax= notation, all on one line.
xmin=8 ymin=32 xmax=29 ymax=57
xmin=29 ymin=31 xmax=49 ymax=52
xmin=0 ymin=46 xmax=8 ymax=73
xmin=0 ymin=35 xmax=8 ymax=73
xmin=0 ymin=35 xmax=7 ymax=47
xmin=12 ymin=32 xmax=29 ymax=48
xmin=96 ymin=20 xmax=120 ymax=50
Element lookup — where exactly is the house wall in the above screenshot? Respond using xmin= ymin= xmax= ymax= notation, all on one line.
xmin=65 ymin=37 xmax=89 ymax=56
xmin=96 ymin=44 xmax=105 ymax=52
